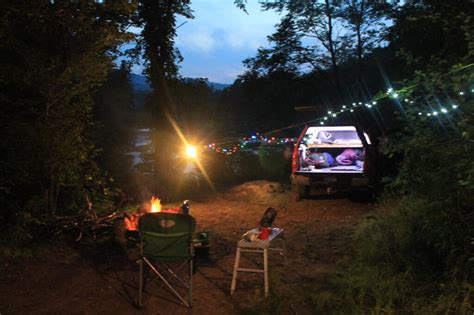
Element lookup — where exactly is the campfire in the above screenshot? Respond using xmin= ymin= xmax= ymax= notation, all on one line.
xmin=124 ymin=196 xmax=184 ymax=231
xmin=151 ymin=196 xmax=161 ymax=213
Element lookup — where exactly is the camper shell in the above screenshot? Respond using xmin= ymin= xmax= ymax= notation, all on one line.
xmin=291 ymin=126 xmax=372 ymax=199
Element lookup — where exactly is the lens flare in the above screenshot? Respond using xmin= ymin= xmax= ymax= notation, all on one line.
xmin=186 ymin=145 xmax=197 ymax=158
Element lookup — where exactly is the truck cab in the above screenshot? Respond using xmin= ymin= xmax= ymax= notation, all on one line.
xmin=291 ymin=126 xmax=372 ymax=199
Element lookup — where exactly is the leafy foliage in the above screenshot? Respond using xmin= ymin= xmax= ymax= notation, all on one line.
xmin=0 ymin=1 xmax=135 ymax=221
xmin=327 ymin=1 xmax=474 ymax=312
xmin=243 ymin=16 xmax=304 ymax=78
xmin=231 ymin=1 xmax=474 ymax=313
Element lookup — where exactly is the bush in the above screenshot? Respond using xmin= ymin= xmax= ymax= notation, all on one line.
xmin=332 ymin=196 xmax=474 ymax=313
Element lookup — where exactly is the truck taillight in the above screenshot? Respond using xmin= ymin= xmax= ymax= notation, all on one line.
xmin=292 ymin=149 xmax=298 ymax=173
xmin=291 ymin=126 xmax=308 ymax=174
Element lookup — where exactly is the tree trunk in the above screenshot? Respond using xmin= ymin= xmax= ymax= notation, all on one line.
xmin=46 ymin=179 xmax=59 ymax=216
xmin=145 ymin=13 xmax=175 ymax=202
xmin=325 ymin=0 xmax=342 ymax=96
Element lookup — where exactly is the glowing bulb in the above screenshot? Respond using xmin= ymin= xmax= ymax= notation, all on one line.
xmin=350 ymin=109 xmax=354 ymax=112
xmin=418 ymin=112 xmax=422 ymax=115
xmin=433 ymin=111 xmax=438 ymax=116
xmin=459 ymin=91 xmax=464 ymax=95
xmin=332 ymin=113 xmax=336 ymax=117
xmin=441 ymin=108 xmax=448 ymax=113
xmin=372 ymin=101 xmax=377 ymax=105
xmin=320 ymin=121 xmax=324 ymax=125
xmin=186 ymin=145 xmax=197 ymax=158
xmin=342 ymin=105 xmax=346 ymax=109
xmin=328 ymin=111 xmax=332 ymax=114
xmin=324 ymin=117 xmax=328 ymax=120
xmin=393 ymin=93 xmax=399 ymax=98
xmin=452 ymin=104 xmax=458 ymax=109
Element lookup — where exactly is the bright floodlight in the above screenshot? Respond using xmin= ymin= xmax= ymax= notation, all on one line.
xmin=186 ymin=145 xmax=197 ymax=158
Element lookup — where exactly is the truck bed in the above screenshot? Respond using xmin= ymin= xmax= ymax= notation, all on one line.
xmin=297 ymin=165 xmax=363 ymax=174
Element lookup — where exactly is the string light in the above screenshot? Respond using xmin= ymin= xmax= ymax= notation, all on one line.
xmin=201 ymin=81 xmax=470 ymax=157
xmin=203 ymin=134 xmax=297 ymax=156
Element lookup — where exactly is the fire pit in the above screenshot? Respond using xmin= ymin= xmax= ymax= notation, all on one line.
xmin=123 ymin=196 xmax=184 ymax=231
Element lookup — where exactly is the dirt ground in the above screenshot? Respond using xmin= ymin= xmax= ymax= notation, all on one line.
xmin=0 ymin=181 xmax=375 ymax=314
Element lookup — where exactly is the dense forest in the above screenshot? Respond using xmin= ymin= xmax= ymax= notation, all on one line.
xmin=0 ymin=0 xmax=473 ymax=313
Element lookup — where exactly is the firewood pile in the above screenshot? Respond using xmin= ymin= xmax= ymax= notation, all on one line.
xmin=49 ymin=194 xmax=129 ymax=242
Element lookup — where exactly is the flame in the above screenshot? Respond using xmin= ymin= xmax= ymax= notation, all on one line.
xmin=151 ymin=196 xmax=161 ymax=213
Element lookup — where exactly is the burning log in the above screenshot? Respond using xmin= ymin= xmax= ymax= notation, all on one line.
xmin=49 ymin=195 xmax=189 ymax=245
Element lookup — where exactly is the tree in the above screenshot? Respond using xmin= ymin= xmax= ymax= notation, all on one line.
xmin=335 ymin=2 xmax=474 ymax=312
xmin=0 ymin=1 xmax=134 ymax=217
xmin=339 ymin=0 xmax=391 ymax=88
xmin=386 ymin=0 xmax=472 ymax=72
xmin=262 ymin=0 xmax=348 ymax=95
xmin=93 ymin=66 xmax=135 ymax=190
xmin=133 ymin=0 xmax=193 ymax=200
xmin=340 ymin=0 xmax=390 ymax=64
xmin=242 ymin=15 xmax=304 ymax=78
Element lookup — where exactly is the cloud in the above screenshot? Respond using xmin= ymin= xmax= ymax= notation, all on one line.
xmin=173 ymin=0 xmax=281 ymax=83
xmin=176 ymin=0 xmax=280 ymax=53
xmin=176 ymin=30 xmax=216 ymax=52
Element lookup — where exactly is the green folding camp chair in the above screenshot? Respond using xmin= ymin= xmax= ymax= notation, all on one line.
xmin=138 ymin=212 xmax=196 ymax=308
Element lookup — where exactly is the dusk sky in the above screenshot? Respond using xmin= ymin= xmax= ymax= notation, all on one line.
xmin=132 ymin=1 xmax=282 ymax=84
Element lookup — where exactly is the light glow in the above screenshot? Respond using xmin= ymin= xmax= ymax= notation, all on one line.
xmin=186 ymin=145 xmax=197 ymax=158
xmin=151 ymin=196 xmax=161 ymax=213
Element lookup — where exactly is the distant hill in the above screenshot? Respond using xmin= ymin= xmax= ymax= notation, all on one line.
xmin=131 ymin=74 xmax=151 ymax=91
xmin=131 ymin=74 xmax=230 ymax=91
xmin=208 ymin=82 xmax=231 ymax=91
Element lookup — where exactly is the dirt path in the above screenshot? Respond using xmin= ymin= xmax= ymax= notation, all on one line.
xmin=0 ymin=181 xmax=374 ymax=314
